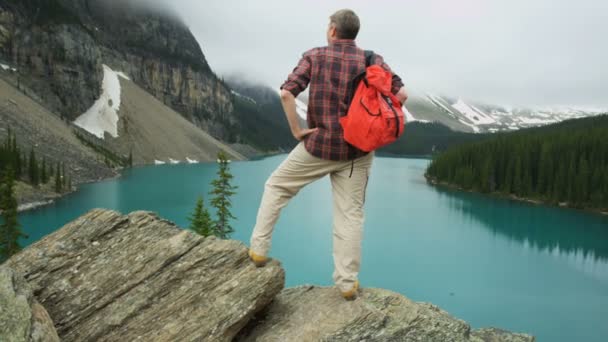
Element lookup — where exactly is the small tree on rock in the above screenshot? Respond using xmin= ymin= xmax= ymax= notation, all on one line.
xmin=209 ymin=150 xmax=238 ymax=239
xmin=188 ymin=196 xmax=213 ymax=237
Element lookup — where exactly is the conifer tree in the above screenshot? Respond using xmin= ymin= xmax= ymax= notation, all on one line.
xmin=209 ymin=150 xmax=238 ymax=239
xmin=425 ymin=115 xmax=608 ymax=210
xmin=54 ymin=161 xmax=62 ymax=193
xmin=188 ymin=196 xmax=213 ymax=237
xmin=40 ymin=157 xmax=48 ymax=184
xmin=60 ymin=163 xmax=66 ymax=192
xmin=28 ymin=148 xmax=39 ymax=186
xmin=0 ymin=168 xmax=27 ymax=262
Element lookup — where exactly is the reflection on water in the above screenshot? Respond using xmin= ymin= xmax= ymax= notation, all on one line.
xmin=433 ymin=185 xmax=608 ymax=281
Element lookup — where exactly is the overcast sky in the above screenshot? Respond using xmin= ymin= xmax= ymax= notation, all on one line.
xmin=147 ymin=0 xmax=607 ymax=108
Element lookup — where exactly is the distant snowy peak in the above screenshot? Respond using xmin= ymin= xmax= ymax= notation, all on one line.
xmin=272 ymin=88 xmax=603 ymax=134
xmin=409 ymin=93 xmax=606 ymax=133
xmin=452 ymin=98 xmax=496 ymax=125
xmin=74 ymin=65 xmax=129 ymax=139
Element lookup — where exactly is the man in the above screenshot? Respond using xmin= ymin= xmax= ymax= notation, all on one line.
xmin=248 ymin=9 xmax=408 ymax=300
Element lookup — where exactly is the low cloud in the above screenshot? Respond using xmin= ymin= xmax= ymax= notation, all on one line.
xmin=138 ymin=0 xmax=608 ymax=107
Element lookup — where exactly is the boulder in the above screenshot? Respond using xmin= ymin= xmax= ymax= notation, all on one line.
xmin=0 ymin=266 xmax=60 ymax=342
xmin=235 ymin=285 xmax=535 ymax=342
xmin=4 ymin=209 xmax=285 ymax=341
xmin=4 ymin=208 xmax=534 ymax=341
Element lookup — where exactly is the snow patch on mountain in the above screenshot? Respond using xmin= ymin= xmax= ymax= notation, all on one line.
xmin=458 ymin=118 xmax=481 ymax=133
xmin=186 ymin=157 xmax=199 ymax=164
xmin=74 ymin=64 xmax=123 ymax=139
xmin=425 ymin=94 xmax=456 ymax=117
xmin=116 ymin=71 xmax=131 ymax=80
xmin=231 ymin=90 xmax=257 ymax=104
xmin=0 ymin=63 xmax=17 ymax=72
xmin=452 ymin=99 xmax=496 ymax=125
xmin=403 ymin=105 xmax=428 ymax=123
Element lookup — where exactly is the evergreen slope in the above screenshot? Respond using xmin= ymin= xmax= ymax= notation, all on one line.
xmin=426 ymin=115 xmax=608 ymax=211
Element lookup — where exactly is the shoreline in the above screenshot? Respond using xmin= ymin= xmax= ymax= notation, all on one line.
xmin=17 ymin=171 xmax=123 ymax=214
xmin=425 ymin=175 xmax=608 ymax=217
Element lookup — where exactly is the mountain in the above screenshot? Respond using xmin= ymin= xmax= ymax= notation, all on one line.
xmin=0 ymin=0 xmax=258 ymax=208
xmin=0 ymin=0 xmax=244 ymax=137
xmin=405 ymin=91 xmax=606 ymax=133
xmin=226 ymin=78 xmax=297 ymax=154
xmin=73 ymin=64 xmax=246 ymax=164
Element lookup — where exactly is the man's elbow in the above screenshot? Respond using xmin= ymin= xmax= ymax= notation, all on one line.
xmin=396 ymin=87 xmax=408 ymax=104
xmin=280 ymin=89 xmax=295 ymax=102
xmin=396 ymin=87 xmax=408 ymax=103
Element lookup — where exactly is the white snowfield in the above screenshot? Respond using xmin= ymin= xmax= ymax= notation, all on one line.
xmin=231 ymin=90 xmax=257 ymax=104
xmin=74 ymin=64 xmax=129 ymax=139
xmin=154 ymin=160 xmax=166 ymax=165
xmin=186 ymin=157 xmax=199 ymax=164
xmin=452 ymin=98 xmax=496 ymax=125
xmin=115 ymin=71 xmax=131 ymax=81
xmin=425 ymin=93 xmax=456 ymax=116
xmin=0 ymin=63 xmax=17 ymax=72
xmin=169 ymin=158 xmax=180 ymax=164
xmin=402 ymin=105 xmax=428 ymax=123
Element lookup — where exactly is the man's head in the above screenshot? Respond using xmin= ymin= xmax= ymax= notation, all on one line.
xmin=327 ymin=9 xmax=360 ymax=43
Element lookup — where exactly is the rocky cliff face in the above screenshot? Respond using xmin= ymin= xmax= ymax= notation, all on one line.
xmin=0 ymin=0 xmax=236 ymax=140
xmin=2 ymin=209 xmax=535 ymax=342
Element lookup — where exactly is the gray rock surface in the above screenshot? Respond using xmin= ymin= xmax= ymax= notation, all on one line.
xmin=5 ymin=209 xmax=285 ymax=341
xmin=235 ymin=285 xmax=535 ymax=342
xmin=0 ymin=266 xmax=60 ymax=342
xmin=4 ymin=208 xmax=534 ymax=342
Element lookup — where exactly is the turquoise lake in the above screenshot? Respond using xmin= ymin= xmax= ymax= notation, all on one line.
xmin=18 ymin=155 xmax=608 ymax=341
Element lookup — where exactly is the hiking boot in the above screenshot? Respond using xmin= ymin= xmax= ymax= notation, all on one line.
xmin=340 ymin=280 xmax=359 ymax=301
xmin=248 ymin=249 xmax=269 ymax=267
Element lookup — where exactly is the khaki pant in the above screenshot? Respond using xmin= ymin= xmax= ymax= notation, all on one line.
xmin=250 ymin=141 xmax=374 ymax=292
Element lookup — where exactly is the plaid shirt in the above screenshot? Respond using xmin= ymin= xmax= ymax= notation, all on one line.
xmin=280 ymin=39 xmax=404 ymax=161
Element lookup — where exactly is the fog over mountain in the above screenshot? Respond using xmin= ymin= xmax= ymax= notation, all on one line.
xmin=138 ymin=0 xmax=608 ymax=108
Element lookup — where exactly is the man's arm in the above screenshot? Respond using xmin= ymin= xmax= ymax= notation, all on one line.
xmin=373 ymin=54 xmax=408 ymax=104
xmin=280 ymin=50 xmax=318 ymax=141
xmin=280 ymin=90 xmax=318 ymax=141
xmin=395 ymin=86 xmax=408 ymax=104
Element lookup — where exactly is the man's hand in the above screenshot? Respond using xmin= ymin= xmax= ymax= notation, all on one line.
xmin=280 ymin=89 xmax=318 ymax=142
xmin=293 ymin=127 xmax=319 ymax=141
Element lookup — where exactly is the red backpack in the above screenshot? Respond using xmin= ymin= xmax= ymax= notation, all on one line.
xmin=340 ymin=51 xmax=406 ymax=152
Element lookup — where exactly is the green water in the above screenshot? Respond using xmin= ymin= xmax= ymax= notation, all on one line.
xmin=18 ymin=155 xmax=608 ymax=341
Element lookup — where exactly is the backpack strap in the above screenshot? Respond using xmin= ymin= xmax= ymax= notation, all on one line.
xmin=364 ymin=50 xmax=375 ymax=67
xmin=345 ymin=50 xmax=376 ymax=110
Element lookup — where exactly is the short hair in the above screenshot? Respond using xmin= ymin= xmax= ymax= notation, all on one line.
xmin=330 ymin=9 xmax=360 ymax=40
